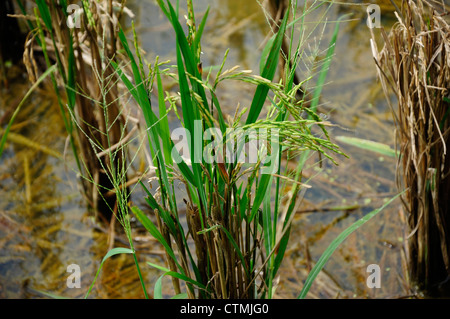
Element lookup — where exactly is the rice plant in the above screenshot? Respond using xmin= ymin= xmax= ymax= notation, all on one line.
xmin=100 ymin=0 xmax=354 ymax=299
xmin=1 ymin=0 xmax=412 ymax=300
xmin=371 ymin=0 xmax=450 ymax=296
xmin=19 ymin=0 xmax=129 ymax=220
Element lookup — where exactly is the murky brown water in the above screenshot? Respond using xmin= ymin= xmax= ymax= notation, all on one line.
xmin=0 ymin=0 xmax=409 ymax=299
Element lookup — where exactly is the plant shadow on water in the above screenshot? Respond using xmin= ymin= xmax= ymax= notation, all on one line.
xmin=0 ymin=0 xmax=411 ymax=298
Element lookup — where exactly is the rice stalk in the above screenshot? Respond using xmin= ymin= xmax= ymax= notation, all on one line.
xmin=371 ymin=0 xmax=450 ymax=296
xmin=115 ymin=0 xmax=349 ymax=299
xmin=21 ymin=0 xmax=131 ymax=220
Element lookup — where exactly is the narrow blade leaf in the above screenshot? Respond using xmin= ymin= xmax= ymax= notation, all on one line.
xmin=297 ymin=192 xmax=403 ymax=299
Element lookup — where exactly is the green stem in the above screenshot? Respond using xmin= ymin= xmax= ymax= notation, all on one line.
xmin=132 ymin=251 xmax=149 ymax=299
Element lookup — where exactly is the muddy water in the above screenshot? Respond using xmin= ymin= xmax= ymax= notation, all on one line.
xmin=0 ymin=1 xmax=409 ymax=298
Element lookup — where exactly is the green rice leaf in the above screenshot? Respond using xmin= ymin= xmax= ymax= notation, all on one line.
xmin=132 ymin=206 xmax=179 ymax=264
xmin=174 ymin=40 xmax=208 ymax=212
xmin=211 ymin=91 xmax=227 ymax=134
xmin=262 ymin=185 xmax=273 ymax=255
xmin=166 ymin=2 xmax=199 ymax=80
xmin=193 ymin=6 xmax=210 ymax=55
xmin=66 ymin=36 xmax=76 ymax=110
xmin=297 ymin=192 xmax=403 ymax=299
xmin=0 ymin=65 xmax=57 ymax=158
xmin=310 ymin=14 xmax=351 ymax=112
xmin=59 ymin=0 xmax=68 ymax=11
xmin=272 ymin=225 xmax=291 ymax=276
xmin=111 ymin=61 xmax=140 ymax=104
xmin=249 ymin=174 xmax=272 ymax=222
xmin=239 ymin=187 xmax=248 ymax=220
xmin=156 ymin=63 xmax=173 ymax=165
xmin=174 ymin=152 xmax=196 ymax=185
xmin=36 ymin=0 xmax=53 ymax=32
xmin=165 ymin=0 xmax=212 ymax=126
xmin=336 ymin=136 xmax=398 ymax=157
xmin=154 ymin=275 xmax=164 ymax=299
xmin=29 ymin=288 xmax=70 ymax=299
xmin=245 ymin=6 xmax=289 ymax=125
xmin=117 ymin=28 xmax=158 ymax=127
xmin=259 ymin=36 xmax=275 ymax=75
xmin=118 ymin=28 xmax=178 ymax=216
xmin=147 ymin=262 xmax=206 ymax=290
xmin=85 ymin=247 xmax=134 ymax=299
xmin=175 ymin=43 xmax=197 ymax=138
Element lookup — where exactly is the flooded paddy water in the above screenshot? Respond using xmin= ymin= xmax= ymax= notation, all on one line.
xmin=0 ymin=0 xmax=411 ymax=298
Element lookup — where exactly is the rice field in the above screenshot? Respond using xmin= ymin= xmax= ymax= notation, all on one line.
xmin=0 ymin=0 xmax=449 ymax=300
